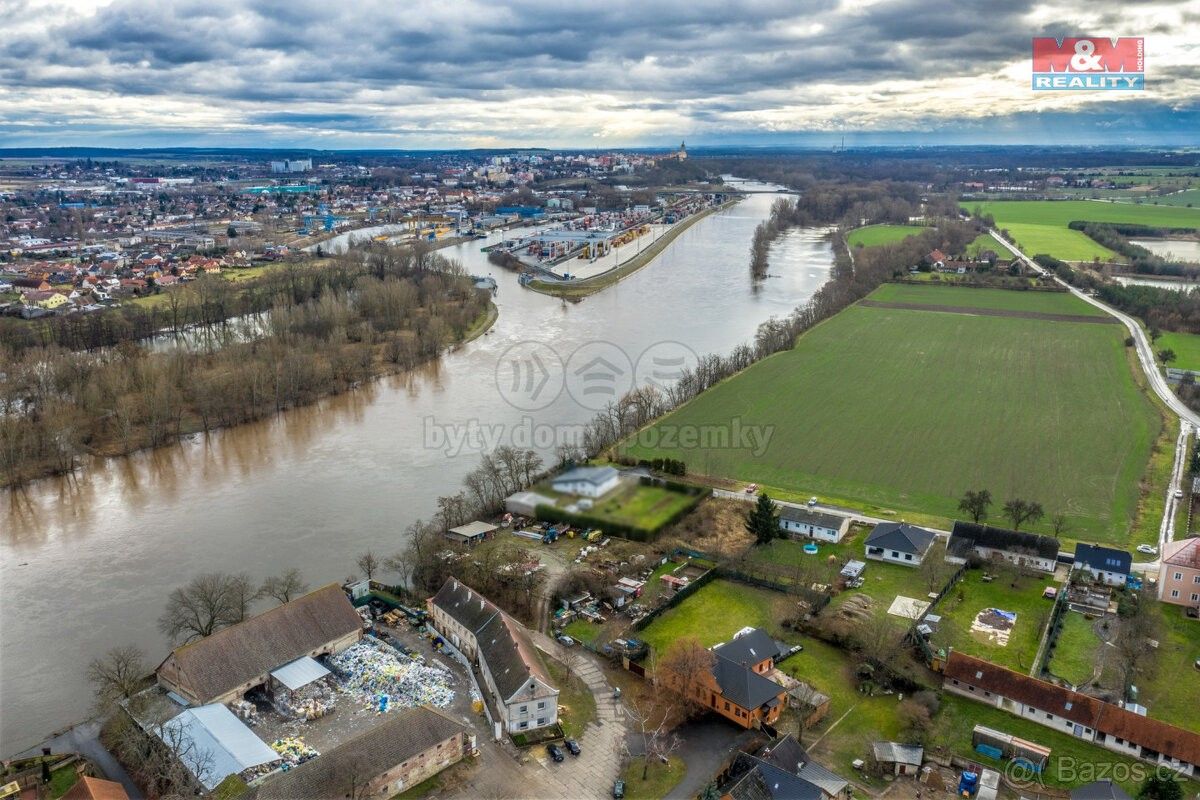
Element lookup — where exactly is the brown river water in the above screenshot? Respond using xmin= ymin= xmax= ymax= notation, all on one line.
xmin=0 ymin=182 xmax=834 ymax=753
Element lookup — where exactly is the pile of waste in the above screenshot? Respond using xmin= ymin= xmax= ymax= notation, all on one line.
xmin=329 ymin=636 xmax=455 ymax=710
xmin=274 ymin=681 xmax=336 ymax=721
xmin=229 ymin=699 xmax=259 ymax=724
xmin=270 ymin=736 xmax=319 ymax=770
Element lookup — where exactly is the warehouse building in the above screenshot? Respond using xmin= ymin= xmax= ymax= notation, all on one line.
xmin=155 ymin=584 xmax=363 ymax=707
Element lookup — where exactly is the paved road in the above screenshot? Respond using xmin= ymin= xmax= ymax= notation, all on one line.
xmin=991 ymin=229 xmax=1193 ymax=562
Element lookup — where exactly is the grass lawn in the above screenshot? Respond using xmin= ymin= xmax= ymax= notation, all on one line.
xmin=825 ymin=558 xmax=927 ymax=617
xmin=637 ymin=579 xmax=792 ymax=656
xmin=778 ymin=638 xmax=909 ymax=787
xmin=931 ymin=569 xmax=1055 ymax=673
xmin=624 ymin=286 xmax=1161 ymax=544
xmin=620 ymin=756 xmax=685 ymax=800
xmin=1137 ymin=602 xmax=1200 ymax=732
xmin=562 ymin=618 xmax=602 ymax=646
xmin=963 ymin=200 xmax=1200 ymax=262
xmin=868 ymin=283 xmax=1106 ymax=316
xmin=965 ymin=232 xmax=1014 ymax=258
xmin=537 ymin=480 xmax=699 ymax=533
xmin=1155 ymin=331 xmax=1200 ymax=371
xmin=1046 ymin=611 xmax=1106 ymax=687
xmin=930 ymin=694 xmax=1200 ymax=796
xmin=846 ymin=224 xmax=930 ymax=249
xmin=544 ymin=655 xmax=598 ymax=739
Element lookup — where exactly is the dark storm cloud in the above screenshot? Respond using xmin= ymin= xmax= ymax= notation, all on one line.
xmin=0 ymin=0 xmax=1195 ymax=145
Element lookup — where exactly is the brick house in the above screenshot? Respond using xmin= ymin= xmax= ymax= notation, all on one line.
xmin=664 ymin=628 xmax=789 ymax=730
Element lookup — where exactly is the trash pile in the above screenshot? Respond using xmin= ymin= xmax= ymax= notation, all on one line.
xmin=329 ymin=636 xmax=455 ymax=710
xmin=274 ymin=681 xmax=336 ymax=721
xmin=229 ymin=699 xmax=259 ymax=724
xmin=270 ymin=736 xmax=319 ymax=770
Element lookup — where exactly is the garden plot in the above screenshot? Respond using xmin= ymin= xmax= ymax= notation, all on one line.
xmin=970 ymin=608 xmax=1017 ymax=647
xmin=328 ymin=636 xmax=457 ymax=710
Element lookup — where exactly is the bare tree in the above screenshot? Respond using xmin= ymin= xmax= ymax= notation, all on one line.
xmin=919 ymin=541 xmax=952 ymax=594
xmin=957 ymin=489 xmax=992 ymax=523
xmin=383 ymin=551 xmax=414 ymax=592
xmin=356 ymin=550 xmax=381 ymax=580
xmin=624 ymin=694 xmax=684 ymax=782
xmin=1002 ymin=499 xmax=1044 ymax=531
xmin=1051 ymin=514 xmax=1070 ymax=537
xmin=656 ymin=637 xmax=716 ymax=719
xmin=159 ymin=572 xmax=259 ymax=643
xmin=854 ymin=607 xmax=905 ymax=668
xmin=87 ymin=645 xmax=148 ymax=713
xmin=260 ymin=568 xmax=309 ymax=605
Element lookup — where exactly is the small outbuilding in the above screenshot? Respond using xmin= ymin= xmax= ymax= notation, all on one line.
xmin=445 ymin=520 xmax=498 ymax=546
xmin=551 ymin=466 xmax=621 ymax=498
xmin=1071 ymin=780 xmax=1134 ymax=800
xmin=871 ymin=742 xmax=923 ymax=776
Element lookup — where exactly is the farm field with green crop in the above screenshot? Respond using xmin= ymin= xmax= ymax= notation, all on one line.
xmin=1154 ymin=330 xmax=1200 ymax=371
xmin=963 ymin=200 xmax=1200 ymax=263
xmin=964 ymin=232 xmax=1014 ymax=258
xmin=867 ymin=283 xmax=1107 ymax=315
xmin=623 ymin=285 xmax=1161 ymax=544
xmin=846 ymin=224 xmax=929 ymax=249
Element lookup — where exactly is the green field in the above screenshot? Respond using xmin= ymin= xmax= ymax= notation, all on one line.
xmin=637 ymin=579 xmax=789 ymax=656
xmin=964 ymin=232 xmax=1014 ymax=258
xmin=537 ymin=481 xmax=699 ymax=532
xmin=1137 ymin=603 xmax=1200 ymax=731
xmin=932 ymin=570 xmax=1055 ymax=673
xmin=1155 ymin=330 xmax=1200 ymax=371
xmin=965 ymin=200 xmax=1200 ymax=262
xmin=868 ymin=283 xmax=1107 ymax=315
xmin=624 ymin=286 xmax=1161 ymax=543
xmin=1145 ymin=188 xmax=1200 ymax=207
xmin=846 ymin=224 xmax=929 ymax=249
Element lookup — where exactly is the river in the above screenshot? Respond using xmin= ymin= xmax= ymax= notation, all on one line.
xmin=0 ymin=181 xmax=834 ymax=754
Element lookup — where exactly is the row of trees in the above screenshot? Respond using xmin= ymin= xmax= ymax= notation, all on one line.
xmin=957 ymin=488 xmax=1068 ymax=534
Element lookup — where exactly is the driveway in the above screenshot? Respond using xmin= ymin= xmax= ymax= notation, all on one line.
xmin=660 ymin=718 xmax=758 ymax=800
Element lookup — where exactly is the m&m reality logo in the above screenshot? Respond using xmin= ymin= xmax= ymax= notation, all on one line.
xmin=1032 ymin=37 xmax=1144 ymax=91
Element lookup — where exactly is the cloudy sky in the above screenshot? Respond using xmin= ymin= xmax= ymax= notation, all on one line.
xmin=1 ymin=0 xmax=1198 ymax=149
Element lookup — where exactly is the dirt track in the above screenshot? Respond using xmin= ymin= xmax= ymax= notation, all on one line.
xmin=857 ymin=299 xmax=1119 ymax=324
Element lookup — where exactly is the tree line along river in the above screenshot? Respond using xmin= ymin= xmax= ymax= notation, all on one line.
xmin=0 ymin=180 xmax=835 ymax=754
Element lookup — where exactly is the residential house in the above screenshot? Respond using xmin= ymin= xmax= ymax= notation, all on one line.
xmin=665 ymin=627 xmax=790 ymax=730
xmin=1073 ymin=544 xmax=1132 ymax=587
xmin=1158 ymin=537 xmax=1200 ymax=608
xmin=943 ymin=652 xmax=1200 ymax=776
xmin=864 ymin=523 xmax=936 ymax=566
xmin=61 ymin=777 xmax=130 ymax=800
xmin=426 ymin=578 xmax=559 ymax=735
xmin=779 ymin=506 xmax=850 ymax=543
xmin=947 ymin=521 xmax=1060 ymax=573
xmin=251 ymin=706 xmax=473 ymax=800
xmin=551 ymin=465 xmax=621 ymax=498
xmin=155 ymin=584 xmax=363 ymax=706
xmin=872 ymin=742 xmax=923 ymax=776
xmin=720 ymin=736 xmax=850 ymax=800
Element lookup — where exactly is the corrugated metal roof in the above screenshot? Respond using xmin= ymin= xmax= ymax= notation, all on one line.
xmin=159 ymin=704 xmax=279 ymax=791
xmin=270 ymin=656 xmax=331 ymax=691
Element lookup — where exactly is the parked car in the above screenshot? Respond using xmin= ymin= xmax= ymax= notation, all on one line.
xmin=1137 ymin=544 xmax=1159 ymax=555
xmin=807 ymin=496 xmax=818 ymax=507
xmin=547 ymin=743 xmax=565 ymax=763
xmin=613 ymin=780 xmax=626 ymax=799
xmin=745 ymin=483 xmax=758 ymax=494
xmin=565 ymin=738 xmax=581 ymax=756
xmin=1175 ymin=489 xmax=1185 ymax=499
xmin=557 ymin=635 xmax=576 ymax=647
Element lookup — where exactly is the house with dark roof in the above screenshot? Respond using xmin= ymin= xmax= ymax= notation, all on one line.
xmin=719 ymin=737 xmax=850 ymax=800
xmin=1072 ymin=544 xmax=1132 ymax=587
xmin=864 ymin=523 xmax=937 ymax=566
xmin=948 ymin=521 xmax=1060 ymax=573
xmin=663 ymin=628 xmax=789 ymax=730
xmin=943 ymin=652 xmax=1200 ymax=777
xmin=778 ymin=506 xmax=850 ymax=543
xmin=155 ymin=584 xmax=363 ymax=706
xmin=250 ymin=706 xmax=473 ymax=800
xmin=426 ymin=578 xmax=559 ymax=735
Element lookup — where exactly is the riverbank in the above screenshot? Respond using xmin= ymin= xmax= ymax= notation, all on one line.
xmin=526 ymin=198 xmax=742 ymax=299
xmin=1 ymin=285 xmax=495 ymax=488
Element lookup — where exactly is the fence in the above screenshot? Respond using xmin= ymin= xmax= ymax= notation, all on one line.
xmin=631 ymin=568 xmax=718 ymax=632
xmin=1036 ymin=583 xmax=1070 ymax=678
xmin=907 ymin=562 xmax=968 ymax=664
